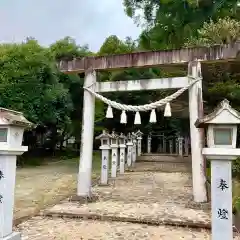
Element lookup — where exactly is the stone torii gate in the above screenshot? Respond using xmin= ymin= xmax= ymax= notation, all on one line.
xmin=59 ymin=43 xmax=240 ymax=203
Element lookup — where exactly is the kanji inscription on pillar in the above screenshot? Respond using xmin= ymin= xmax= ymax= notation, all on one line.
xmin=218 ymin=179 xmax=228 ymax=191
xmin=103 ymin=155 xmax=107 ymax=168
xmin=0 ymin=169 xmax=3 ymax=203
xmin=0 ymin=170 xmax=4 ymax=180
xmin=217 ymin=208 xmax=229 ymax=220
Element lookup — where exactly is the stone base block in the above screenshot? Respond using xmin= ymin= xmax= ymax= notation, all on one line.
xmin=98 ymin=184 xmax=109 ymax=187
xmin=1 ymin=232 xmax=21 ymax=240
xmin=69 ymin=194 xmax=99 ymax=204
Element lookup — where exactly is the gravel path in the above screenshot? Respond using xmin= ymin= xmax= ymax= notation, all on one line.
xmin=45 ymin=170 xmax=210 ymax=226
xmin=16 ymin=217 xmax=211 ymax=240
xmin=13 ymin=160 xmax=240 ymax=239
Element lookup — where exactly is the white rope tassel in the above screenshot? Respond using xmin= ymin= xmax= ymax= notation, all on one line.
xmin=164 ymin=102 xmax=171 ymax=117
xmin=134 ymin=112 xmax=141 ymax=125
xmin=149 ymin=109 xmax=157 ymax=123
xmin=106 ymin=105 xmax=113 ymax=118
xmin=120 ymin=110 xmax=127 ymax=124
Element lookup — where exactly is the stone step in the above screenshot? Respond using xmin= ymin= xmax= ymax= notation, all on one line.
xmin=137 ymin=154 xmax=191 ymax=163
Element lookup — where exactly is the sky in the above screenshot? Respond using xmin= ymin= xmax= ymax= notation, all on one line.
xmin=0 ymin=0 xmax=141 ymax=52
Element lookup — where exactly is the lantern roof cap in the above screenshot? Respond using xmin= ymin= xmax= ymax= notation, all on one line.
xmin=131 ymin=132 xmax=138 ymax=138
xmin=118 ymin=133 xmax=127 ymax=139
xmin=0 ymin=107 xmax=32 ymax=128
xmin=135 ymin=130 xmax=143 ymax=137
xmin=110 ymin=131 xmax=119 ymax=139
xmin=95 ymin=130 xmax=112 ymax=139
xmin=195 ymin=99 xmax=240 ymax=128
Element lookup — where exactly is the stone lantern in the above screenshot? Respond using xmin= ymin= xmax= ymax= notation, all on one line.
xmin=147 ymin=134 xmax=152 ymax=153
xmin=131 ymin=132 xmax=138 ymax=165
xmin=178 ymin=136 xmax=184 ymax=156
xmin=110 ymin=131 xmax=119 ymax=178
xmin=126 ymin=133 xmax=133 ymax=167
xmin=96 ymin=130 xmax=111 ymax=185
xmin=195 ymin=99 xmax=240 ymax=240
xmin=118 ymin=133 xmax=126 ymax=174
xmin=135 ymin=130 xmax=143 ymax=156
xmin=0 ymin=108 xmax=31 ymax=240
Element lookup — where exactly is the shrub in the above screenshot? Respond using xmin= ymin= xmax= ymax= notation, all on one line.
xmin=233 ymin=157 xmax=240 ymax=179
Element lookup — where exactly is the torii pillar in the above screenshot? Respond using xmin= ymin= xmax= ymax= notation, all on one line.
xmin=188 ymin=61 xmax=207 ymax=203
xmin=77 ymin=69 xmax=96 ymax=197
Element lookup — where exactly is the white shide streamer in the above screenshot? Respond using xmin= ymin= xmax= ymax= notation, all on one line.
xmin=84 ymin=77 xmax=200 ymax=112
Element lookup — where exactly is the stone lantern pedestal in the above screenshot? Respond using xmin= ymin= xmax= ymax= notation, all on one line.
xmin=126 ymin=133 xmax=133 ymax=167
xmin=196 ymin=99 xmax=240 ymax=240
xmin=118 ymin=133 xmax=126 ymax=174
xmin=110 ymin=132 xmax=119 ymax=178
xmin=0 ymin=108 xmax=31 ymax=240
xmin=96 ymin=130 xmax=111 ymax=185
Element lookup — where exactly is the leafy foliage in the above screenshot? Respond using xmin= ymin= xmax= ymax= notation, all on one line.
xmin=0 ymin=39 xmax=72 ymax=125
xmin=98 ymin=35 xmax=137 ymax=55
xmin=49 ymin=36 xmax=92 ymax=61
xmin=124 ymin=0 xmax=240 ymax=50
xmin=185 ymin=17 xmax=240 ymax=47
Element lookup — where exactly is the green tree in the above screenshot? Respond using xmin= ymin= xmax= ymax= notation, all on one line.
xmin=185 ymin=17 xmax=240 ymax=46
xmin=0 ymin=39 xmax=74 ymax=151
xmin=124 ymin=0 xmax=240 ymax=50
xmin=98 ymin=35 xmax=137 ymax=55
xmin=49 ymin=36 xmax=92 ymax=61
xmin=49 ymin=37 xmax=105 ymax=144
xmin=0 ymin=39 xmax=72 ymax=126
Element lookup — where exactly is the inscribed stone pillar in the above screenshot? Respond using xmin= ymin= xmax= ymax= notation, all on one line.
xmin=162 ymin=134 xmax=166 ymax=153
xmin=147 ymin=135 xmax=151 ymax=153
xmin=100 ymin=146 xmax=110 ymax=185
xmin=175 ymin=138 xmax=179 ymax=154
xmin=132 ymin=136 xmax=137 ymax=166
xmin=111 ymin=146 xmax=118 ymax=178
xmin=178 ymin=136 xmax=183 ymax=157
xmin=169 ymin=140 xmax=173 ymax=154
xmin=110 ymin=132 xmax=119 ymax=178
xmin=184 ymin=136 xmax=189 ymax=156
xmin=137 ymin=137 xmax=142 ymax=156
xmin=211 ymin=159 xmax=233 ymax=240
xmin=126 ymin=135 xmax=133 ymax=167
xmin=119 ymin=145 xmax=126 ymax=174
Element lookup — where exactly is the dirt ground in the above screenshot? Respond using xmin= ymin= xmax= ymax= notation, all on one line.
xmin=13 ymin=160 xmax=240 ymax=239
xmin=14 ymin=157 xmax=101 ymax=221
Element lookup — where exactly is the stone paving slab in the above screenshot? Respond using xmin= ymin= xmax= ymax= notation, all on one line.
xmin=43 ymin=167 xmax=210 ymax=228
xmin=16 ymin=216 xmax=213 ymax=240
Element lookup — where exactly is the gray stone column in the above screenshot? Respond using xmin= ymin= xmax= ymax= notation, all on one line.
xmin=77 ymin=69 xmax=96 ymax=197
